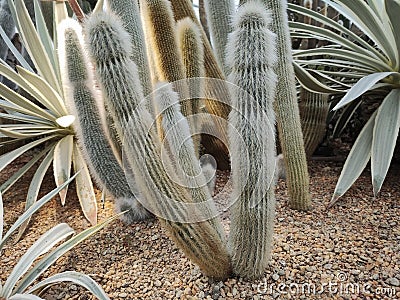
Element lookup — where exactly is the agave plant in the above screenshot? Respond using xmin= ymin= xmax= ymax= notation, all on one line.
xmin=0 ymin=0 xmax=97 ymax=228
xmin=289 ymin=0 xmax=400 ymax=205
xmin=0 ymin=174 xmax=116 ymax=299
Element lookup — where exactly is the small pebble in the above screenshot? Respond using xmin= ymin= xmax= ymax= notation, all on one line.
xmin=387 ymin=277 xmax=400 ymax=287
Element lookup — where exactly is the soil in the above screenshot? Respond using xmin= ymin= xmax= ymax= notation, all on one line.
xmin=1 ymin=153 xmax=399 ymax=300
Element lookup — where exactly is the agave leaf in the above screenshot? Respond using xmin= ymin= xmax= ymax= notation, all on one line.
xmin=33 ymin=0 xmax=58 ymax=79
xmin=0 ymin=146 xmax=50 ymax=194
xmin=0 ymin=29 xmax=33 ymax=72
xmin=72 ymin=145 xmax=97 ymax=225
xmin=53 ymin=135 xmax=73 ymax=205
xmin=3 ymin=224 xmax=75 ymax=298
xmin=14 ymin=213 xmax=121 ymax=294
xmin=53 ymin=0 xmax=68 ymax=56
xmin=27 ymin=271 xmax=110 ymax=300
xmin=371 ymin=89 xmax=400 ymax=196
xmin=367 ymin=0 xmax=385 ymax=17
xmin=288 ymin=3 xmax=386 ymax=61
xmin=0 ymin=135 xmax=55 ymax=173
xmin=333 ymin=72 xmax=397 ymax=110
xmin=290 ymin=21 xmax=388 ymax=63
xmin=385 ymin=0 xmax=400 ymax=70
xmin=16 ymin=66 xmax=67 ymax=115
xmin=0 ymin=100 xmax=49 ymax=119
xmin=333 ymin=99 xmax=362 ymax=138
xmin=0 ymin=128 xmax=65 ymax=139
xmin=8 ymin=294 xmax=43 ymax=300
xmin=0 ymin=173 xmax=78 ymax=250
xmin=0 ymin=82 xmax=56 ymax=121
xmin=0 ymin=112 xmax=52 ymax=126
xmin=16 ymin=146 xmax=55 ymax=241
xmin=324 ymin=0 xmax=397 ymax=64
xmin=330 ymin=111 xmax=377 ymax=204
xmin=293 ymin=47 xmax=390 ymax=71
xmin=13 ymin=0 xmax=61 ymax=94
xmin=293 ymin=62 xmax=339 ymax=93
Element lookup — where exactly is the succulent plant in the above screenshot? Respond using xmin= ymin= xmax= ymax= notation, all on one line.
xmin=59 ymin=18 xmax=151 ymax=223
xmin=226 ymin=0 xmax=277 ymax=279
xmin=123 ymin=105 xmax=232 ymax=280
xmin=204 ymin=0 xmax=234 ymax=76
xmin=259 ymin=0 xmax=311 ymax=211
xmin=176 ymin=17 xmax=205 ymax=156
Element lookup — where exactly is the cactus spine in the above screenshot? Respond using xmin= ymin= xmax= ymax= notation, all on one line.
xmin=176 ymin=18 xmax=205 ymax=157
xmin=58 ymin=19 xmax=151 ymax=223
xmin=226 ymin=1 xmax=277 ymax=279
xmin=204 ymin=0 xmax=234 ymax=76
xmin=260 ymin=0 xmax=311 ymax=211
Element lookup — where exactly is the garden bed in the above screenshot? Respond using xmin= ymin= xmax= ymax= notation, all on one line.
xmin=1 ymin=155 xmax=399 ymax=299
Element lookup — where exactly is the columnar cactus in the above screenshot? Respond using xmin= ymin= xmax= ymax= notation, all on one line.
xmin=226 ymin=1 xmax=277 ymax=279
xmin=58 ymin=19 xmax=151 ymax=223
xmin=154 ymin=82 xmax=224 ymax=238
xmin=107 ymin=0 xmax=152 ymax=99
xmin=140 ymin=0 xmax=191 ymax=118
xmin=259 ymin=0 xmax=312 ymax=211
xmin=204 ymin=0 xmax=235 ymax=75
xmin=176 ymin=18 xmax=205 ymax=156
xmin=170 ymin=0 xmax=231 ymax=169
xmin=123 ymin=108 xmax=231 ymax=279
xmin=84 ymin=12 xmax=144 ymax=132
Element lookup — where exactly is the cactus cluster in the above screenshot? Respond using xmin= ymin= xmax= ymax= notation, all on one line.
xmin=55 ymin=0 xmax=310 ymax=281
xmin=58 ymin=18 xmax=151 ymax=223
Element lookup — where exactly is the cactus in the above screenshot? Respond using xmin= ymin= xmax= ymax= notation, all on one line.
xmin=299 ymin=88 xmax=329 ymax=156
xmin=84 ymin=12 xmax=145 ymax=130
xmin=170 ymin=0 xmax=231 ymax=169
xmin=58 ymin=19 xmax=151 ymax=223
xmin=198 ymin=0 xmax=211 ymax=42
xmin=204 ymin=0 xmax=234 ymax=76
xmin=259 ymin=0 xmax=311 ymax=211
xmin=123 ymin=104 xmax=231 ymax=280
xmin=140 ymin=0 xmax=192 ymax=118
xmin=154 ymin=82 xmax=225 ymax=238
xmin=107 ymin=0 xmax=153 ymax=99
xmin=226 ymin=0 xmax=277 ymax=279
xmin=176 ymin=18 xmax=204 ymax=157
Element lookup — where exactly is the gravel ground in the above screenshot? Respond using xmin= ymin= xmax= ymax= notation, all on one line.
xmin=1 ymin=154 xmax=399 ymax=300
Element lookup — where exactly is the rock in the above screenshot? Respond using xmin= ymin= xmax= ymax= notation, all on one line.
xmin=272 ymin=274 xmax=279 ymax=281
xmin=324 ymin=263 xmax=333 ymax=270
xmin=119 ymin=293 xmax=127 ymax=298
xmin=154 ymin=280 xmax=162 ymax=287
xmin=387 ymin=277 xmax=400 ymax=287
